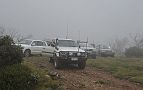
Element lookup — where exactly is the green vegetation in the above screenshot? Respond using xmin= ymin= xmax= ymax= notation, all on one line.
xmin=23 ymin=57 xmax=61 ymax=90
xmin=87 ymin=57 xmax=143 ymax=84
xmin=0 ymin=35 xmax=61 ymax=90
xmin=0 ymin=64 xmax=38 ymax=90
xmin=125 ymin=46 xmax=143 ymax=57
xmin=0 ymin=35 xmax=38 ymax=90
xmin=0 ymin=35 xmax=23 ymax=67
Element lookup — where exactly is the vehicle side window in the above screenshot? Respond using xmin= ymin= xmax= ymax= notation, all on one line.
xmin=42 ymin=42 xmax=46 ymax=46
xmin=31 ymin=41 xmax=44 ymax=46
xmin=31 ymin=41 xmax=37 ymax=46
xmin=37 ymin=41 xmax=43 ymax=46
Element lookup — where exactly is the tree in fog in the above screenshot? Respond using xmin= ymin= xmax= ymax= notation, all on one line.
xmin=15 ymin=34 xmax=33 ymax=42
xmin=0 ymin=27 xmax=6 ymax=36
xmin=109 ymin=37 xmax=129 ymax=56
xmin=129 ymin=33 xmax=143 ymax=48
xmin=0 ymin=26 xmax=32 ymax=43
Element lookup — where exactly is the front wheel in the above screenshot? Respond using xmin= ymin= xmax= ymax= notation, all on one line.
xmin=54 ymin=59 xmax=61 ymax=69
xmin=24 ymin=50 xmax=31 ymax=57
xmin=49 ymin=57 xmax=54 ymax=63
xmin=78 ymin=61 xmax=86 ymax=69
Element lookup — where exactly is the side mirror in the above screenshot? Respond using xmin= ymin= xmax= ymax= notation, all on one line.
xmin=55 ymin=46 xmax=59 ymax=50
xmin=79 ymin=45 xmax=81 ymax=48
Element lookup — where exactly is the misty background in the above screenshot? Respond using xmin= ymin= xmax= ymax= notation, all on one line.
xmin=0 ymin=0 xmax=143 ymax=44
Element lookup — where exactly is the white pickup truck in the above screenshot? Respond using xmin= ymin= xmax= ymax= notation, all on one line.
xmin=18 ymin=39 xmax=54 ymax=57
xmin=49 ymin=38 xmax=87 ymax=69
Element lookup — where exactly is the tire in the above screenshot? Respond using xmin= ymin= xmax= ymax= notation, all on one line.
xmin=54 ymin=59 xmax=61 ymax=69
xmin=24 ymin=50 xmax=31 ymax=57
xmin=49 ymin=57 xmax=54 ymax=63
xmin=78 ymin=61 xmax=86 ymax=69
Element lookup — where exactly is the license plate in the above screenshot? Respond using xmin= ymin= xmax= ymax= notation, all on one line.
xmin=71 ymin=58 xmax=78 ymax=61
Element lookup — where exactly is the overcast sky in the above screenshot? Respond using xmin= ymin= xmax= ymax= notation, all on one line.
xmin=0 ymin=0 xmax=143 ymax=43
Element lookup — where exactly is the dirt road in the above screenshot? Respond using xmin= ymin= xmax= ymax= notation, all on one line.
xmin=26 ymin=57 xmax=143 ymax=90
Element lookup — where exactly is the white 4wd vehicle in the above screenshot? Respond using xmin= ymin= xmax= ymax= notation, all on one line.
xmin=18 ymin=39 xmax=54 ymax=57
xmin=96 ymin=45 xmax=115 ymax=57
xmin=50 ymin=38 xmax=87 ymax=69
xmin=80 ymin=44 xmax=96 ymax=59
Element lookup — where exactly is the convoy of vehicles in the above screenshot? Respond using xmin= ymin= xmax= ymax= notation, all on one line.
xmin=17 ymin=38 xmax=115 ymax=69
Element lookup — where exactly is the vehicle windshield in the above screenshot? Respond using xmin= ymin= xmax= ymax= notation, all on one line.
xmin=19 ymin=40 xmax=32 ymax=45
xmin=58 ymin=40 xmax=77 ymax=47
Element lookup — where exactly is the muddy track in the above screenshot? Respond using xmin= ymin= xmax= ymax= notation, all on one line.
xmin=27 ymin=57 xmax=143 ymax=90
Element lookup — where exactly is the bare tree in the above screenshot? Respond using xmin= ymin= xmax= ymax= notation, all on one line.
xmin=0 ymin=26 xmax=33 ymax=42
xmin=129 ymin=33 xmax=143 ymax=48
xmin=0 ymin=26 xmax=6 ymax=36
xmin=0 ymin=26 xmax=18 ymax=38
xmin=109 ymin=37 xmax=129 ymax=56
xmin=8 ymin=29 xmax=18 ymax=39
xmin=15 ymin=34 xmax=33 ymax=42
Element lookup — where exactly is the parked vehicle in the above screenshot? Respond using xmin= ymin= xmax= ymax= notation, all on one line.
xmin=96 ymin=45 xmax=115 ymax=57
xmin=80 ymin=44 xmax=96 ymax=59
xmin=49 ymin=38 xmax=87 ymax=69
xmin=17 ymin=39 xmax=54 ymax=57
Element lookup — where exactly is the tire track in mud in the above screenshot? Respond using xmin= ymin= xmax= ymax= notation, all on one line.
xmin=27 ymin=57 xmax=143 ymax=90
xmin=54 ymin=66 xmax=143 ymax=90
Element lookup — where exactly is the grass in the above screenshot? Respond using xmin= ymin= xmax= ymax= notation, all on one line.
xmin=87 ymin=57 xmax=143 ymax=85
xmin=23 ymin=56 xmax=62 ymax=90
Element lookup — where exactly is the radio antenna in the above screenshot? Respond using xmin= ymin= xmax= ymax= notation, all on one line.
xmin=66 ymin=24 xmax=68 ymax=39
xmin=78 ymin=30 xmax=80 ymax=41
xmin=86 ymin=37 xmax=88 ymax=50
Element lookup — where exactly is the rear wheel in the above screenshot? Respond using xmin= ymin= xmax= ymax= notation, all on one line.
xmin=78 ymin=61 xmax=86 ymax=69
xmin=24 ymin=50 xmax=31 ymax=57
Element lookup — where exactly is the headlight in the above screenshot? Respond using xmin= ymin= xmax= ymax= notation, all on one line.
xmin=56 ymin=53 xmax=60 ymax=57
xmin=77 ymin=52 xmax=81 ymax=56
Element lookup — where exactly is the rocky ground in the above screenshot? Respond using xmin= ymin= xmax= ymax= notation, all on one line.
xmin=25 ymin=57 xmax=143 ymax=90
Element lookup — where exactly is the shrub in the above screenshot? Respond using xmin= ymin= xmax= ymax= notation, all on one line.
xmin=0 ymin=35 xmax=23 ymax=67
xmin=24 ymin=57 xmax=61 ymax=90
xmin=125 ymin=47 xmax=143 ymax=57
xmin=0 ymin=64 xmax=38 ymax=90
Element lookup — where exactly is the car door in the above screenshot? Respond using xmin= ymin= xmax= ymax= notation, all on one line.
xmin=31 ymin=41 xmax=43 ymax=55
xmin=42 ymin=41 xmax=55 ymax=57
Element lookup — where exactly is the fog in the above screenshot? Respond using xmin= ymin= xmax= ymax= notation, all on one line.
xmin=0 ymin=0 xmax=143 ymax=43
